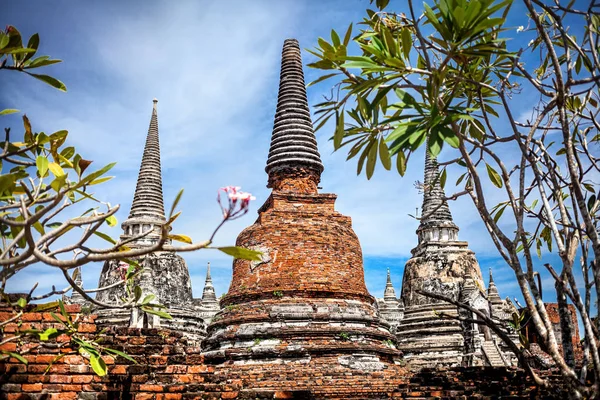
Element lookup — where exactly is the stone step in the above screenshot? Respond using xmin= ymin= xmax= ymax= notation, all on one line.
xmin=481 ymin=341 xmax=506 ymax=367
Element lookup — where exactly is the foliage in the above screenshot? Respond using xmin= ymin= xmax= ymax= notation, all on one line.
xmin=310 ymin=0 xmax=600 ymax=396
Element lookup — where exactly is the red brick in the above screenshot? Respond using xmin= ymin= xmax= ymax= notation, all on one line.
xmin=0 ymin=342 xmax=17 ymax=352
xmin=139 ymin=384 xmax=164 ymax=392
xmin=49 ymin=375 xmax=72 ymax=383
xmin=71 ymin=375 xmax=94 ymax=384
xmin=77 ymin=323 xmax=96 ymax=333
xmin=110 ymin=365 xmax=128 ymax=374
xmin=60 ymin=384 xmax=82 ymax=391
xmin=220 ymin=392 xmax=238 ymax=399
xmin=134 ymin=394 xmax=156 ymax=400
xmin=22 ymin=383 xmax=43 ymax=392
xmin=21 ymin=313 xmax=42 ymax=322
xmin=274 ymin=392 xmax=295 ymax=399
xmin=187 ymin=365 xmax=208 ymax=373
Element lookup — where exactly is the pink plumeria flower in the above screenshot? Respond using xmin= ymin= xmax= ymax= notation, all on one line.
xmin=117 ymin=261 xmax=130 ymax=280
xmin=217 ymin=186 xmax=256 ymax=220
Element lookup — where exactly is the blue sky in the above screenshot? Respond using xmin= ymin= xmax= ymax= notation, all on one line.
xmin=1 ymin=1 xmax=584 ymax=309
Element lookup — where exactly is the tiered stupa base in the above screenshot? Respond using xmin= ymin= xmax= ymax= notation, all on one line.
xmin=95 ymin=307 xmax=206 ymax=342
xmin=208 ymin=355 xmax=409 ymax=398
xmin=396 ymin=303 xmax=466 ymax=368
xmin=203 ymin=294 xmax=399 ymax=365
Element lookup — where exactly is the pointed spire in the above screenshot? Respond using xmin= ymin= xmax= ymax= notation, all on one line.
xmin=67 ymin=267 xmax=87 ymax=305
xmin=201 ymin=262 xmax=217 ymax=304
xmin=415 ymin=150 xmax=459 ymax=247
xmin=265 ymin=39 xmax=324 ymax=192
xmin=129 ymin=99 xmax=165 ymax=221
xmin=384 ymin=268 xmax=397 ymax=301
xmin=487 ymin=268 xmax=503 ymax=307
xmin=121 ymin=99 xmax=167 ymax=246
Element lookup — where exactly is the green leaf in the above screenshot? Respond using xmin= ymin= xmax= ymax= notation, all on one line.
xmin=105 ymin=215 xmax=117 ymax=227
xmin=36 ymin=155 xmax=49 ymax=177
xmin=38 ymin=328 xmax=59 ymax=341
xmin=0 ymin=109 xmax=19 ymax=115
xmin=428 ymin=129 xmax=443 ymax=157
xmin=366 ymin=138 xmax=378 ymax=179
xmin=493 ymin=204 xmax=508 ymax=223
xmin=439 ymin=126 xmax=459 ymax=148
xmin=486 ymin=163 xmax=503 ymax=188
xmin=168 ymin=234 xmax=192 ymax=244
xmin=16 ymin=298 xmax=27 ymax=308
xmin=217 ymin=246 xmax=262 ymax=261
xmin=103 ymin=348 xmax=137 ymax=363
xmin=343 ymin=23 xmax=353 ymax=46
xmin=48 ymin=162 xmax=65 ymax=177
xmin=378 ymin=138 xmax=391 ymax=170
xmin=141 ymin=306 xmax=173 ymax=320
xmin=24 ymin=72 xmax=66 ymax=92
xmin=334 ymin=111 xmax=344 ymax=150
xmin=439 ymin=168 xmax=447 ymax=189
xmin=92 ymin=231 xmax=117 ymax=245
xmin=396 ymin=151 xmax=407 ymax=176
xmin=588 ymin=195 xmax=596 ymax=212
xmin=401 ymin=28 xmax=412 ymax=59
xmin=331 ymin=29 xmax=340 ymax=47
xmin=58 ymin=299 xmax=68 ymax=319
xmin=141 ymin=294 xmax=155 ymax=305
xmin=169 ymin=189 xmax=184 ymax=220
xmin=23 ymin=33 xmax=39 ymax=62
xmin=3 ymin=351 xmax=28 ymax=365
xmin=89 ymin=354 xmax=107 ymax=377
xmin=43 ymin=353 xmax=65 ymax=374
xmin=134 ymin=286 xmax=142 ymax=302
xmin=32 ymin=301 xmax=59 ymax=312
xmin=78 ymin=163 xmax=115 ymax=187
xmin=307 ymin=73 xmax=338 ymax=87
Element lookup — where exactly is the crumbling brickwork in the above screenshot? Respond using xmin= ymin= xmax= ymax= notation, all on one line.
xmin=0 ymin=304 xmax=570 ymax=399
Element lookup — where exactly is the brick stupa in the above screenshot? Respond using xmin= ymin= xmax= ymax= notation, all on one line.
xmin=202 ymin=40 xmax=405 ymax=389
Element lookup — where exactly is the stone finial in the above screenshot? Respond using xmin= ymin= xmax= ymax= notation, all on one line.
xmin=65 ymin=267 xmax=87 ymax=305
xmin=266 ymin=39 xmax=324 ymax=193
xmin=201 ymin=262 xmax=217 ymax=304
xmin=384 ymin=268 xmax=397 ymax=301
xmin=121 ymin=99 xmax=167 ymax=246
xmin=488 ymin=270 xmax=501 ymax=298
xmin=416 ymin=150 xmax=459 ymax=245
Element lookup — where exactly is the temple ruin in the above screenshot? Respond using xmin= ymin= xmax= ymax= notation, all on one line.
xmin=67 ymin=99 xmax=219 ymax=339
xmin=375 ymin=151 xmax=519 ymax=367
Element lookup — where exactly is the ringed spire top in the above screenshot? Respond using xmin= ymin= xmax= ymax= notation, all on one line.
xmin=265 ymin=39 xmax=324 ymax=181
xmin=128 ymin=98 xmax=165 ymax=221
xmin=121 ymin=99 xmax=167 ymax=246
xmin=415 ymin=150 xmax=459 ymax=248
xmin=384 ymin=268 xmax=397 ymax=301
xmin=201 ymin=262 xmax=217 ymax=304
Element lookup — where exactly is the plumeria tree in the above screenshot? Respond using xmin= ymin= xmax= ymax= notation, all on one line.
xmin=309 ymin=0 xmax=599 ymax=397
xmin=0 ymin=26 xmax=259 ymax=376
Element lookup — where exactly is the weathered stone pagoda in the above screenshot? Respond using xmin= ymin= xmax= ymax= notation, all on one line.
xmin=202 ymin=39 xmax=402 ymax=379
xmin=92 ymin=100 xmax=217 ymax=340
xmin=377 ymin=269 xmax=403 ymax=333
xmin=375 ymin=151 xmax=518 ymax=367
xmin=193 ymin=263 xmax=220 ymax=324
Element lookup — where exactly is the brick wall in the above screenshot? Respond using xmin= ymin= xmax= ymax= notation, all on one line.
xmin=0 ymin=305 xmax=572 ymax=399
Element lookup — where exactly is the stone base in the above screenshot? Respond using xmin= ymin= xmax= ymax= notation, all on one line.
xmin=396 ymin=304 xmax=467 ymax=368
xmin=95 ymin=307 xmax=206 ymax=343
xmin=202 ymin=295 xmax=400 ymax=363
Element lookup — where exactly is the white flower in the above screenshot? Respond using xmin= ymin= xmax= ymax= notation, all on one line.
xmin=517 ymin=26 xmax=524 ymax=33
xmin=528 ymin=39 xmax=535 ymax=47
